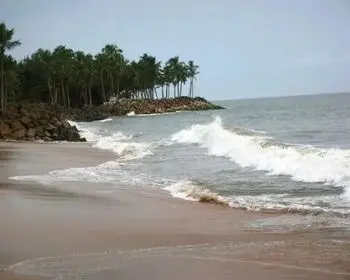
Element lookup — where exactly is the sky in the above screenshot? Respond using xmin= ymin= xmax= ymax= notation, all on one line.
xmin=1 ymin=0 xmax=350 ymax=100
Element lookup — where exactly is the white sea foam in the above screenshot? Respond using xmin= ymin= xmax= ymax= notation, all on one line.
xmin=68 ymin=120 xmax=152 ymax=161
xmin=99 ymin=117 xmax=113 ymax=122
xmin=171 ymin=117 xmax=350 ymax=197
xmin=163 ymin=180 xmax=229 ymax=205
xmin=163 ymin=180 xmax=350 ymax=216
xmin=127 ymin=111 xmax=178 ymax=117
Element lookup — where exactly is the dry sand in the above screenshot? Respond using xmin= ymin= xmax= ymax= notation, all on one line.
xmin=0 ymin=142 xmax=350 ymax=280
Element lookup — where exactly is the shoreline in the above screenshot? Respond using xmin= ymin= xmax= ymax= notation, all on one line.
xmin=1 ymin=142 xmax=350 ymax=279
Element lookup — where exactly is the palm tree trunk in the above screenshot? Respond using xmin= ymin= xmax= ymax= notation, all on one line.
xmin=47 ymin=78 xmax=54 ymax=103
xmin=4 ymin=81 xmax=7 ymax=109
xmin=191 ymin=79 xmax=194 ymax=97
xmin=84 ymin=88 xmax=88 ymax=105
xmin=1 ymin=56 xmax=4 ymax=112
xmin=100 ymin=72 xmax=106 ymax=103
xmin=110 ymin=74 xmax=114 ymax=99
xmin=66 ymin=84 xmax=70 ymax=109
xmin=189 ymin=79 xmax=193 ymax=97
xmin=88 ymin=80 xmax=92 ymax=106
xmin=61 ymin=80 xmax=66 ymax=108
xmin=54 ymin=87 xmax=58 ymax=104
xmin=116 ymin=76 xmax=120 ymax=100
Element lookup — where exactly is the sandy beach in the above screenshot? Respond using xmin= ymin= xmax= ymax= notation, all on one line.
xmin=1 ymin=142 xmax=350 ymax=280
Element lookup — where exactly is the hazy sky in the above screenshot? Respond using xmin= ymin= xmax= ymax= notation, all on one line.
xmin=2 ymin=0 xmax=350 ymax=100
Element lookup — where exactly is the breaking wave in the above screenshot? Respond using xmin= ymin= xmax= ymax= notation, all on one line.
xmin=99 ymin=117 xmax=113 ymax=122
xmin=163 ymin=180 xmax=350 ymax=216
xmin=68 ymin=120 xmax=152 ymax=161
xmin=163 ymin=180 xmax=229 ymax=206
xmin=171 ymin=117 xmax=350 ymax=199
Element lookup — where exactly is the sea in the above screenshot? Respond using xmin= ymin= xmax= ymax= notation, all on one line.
xmin=11 ymin=93 xmax=350 ymax=230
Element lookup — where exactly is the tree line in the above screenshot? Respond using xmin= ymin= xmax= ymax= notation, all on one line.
xmin=0 ymin=22 xmax=199 ymax=112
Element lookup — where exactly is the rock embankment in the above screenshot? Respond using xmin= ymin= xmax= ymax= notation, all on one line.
xmin=71 ymin=97 xmax=224 ymax=122
xmin=0 ymin=103 xmax=86 ymax=142
xmin=0 ymin=97 xmax=224 ymax=141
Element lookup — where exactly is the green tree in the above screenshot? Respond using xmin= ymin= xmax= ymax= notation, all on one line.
xmin=30 ymin=48 xmax=58 ymax=103
xmin=187 ymin=60 xmax=199 ymax=97
xmin=0 ymin=22 xmax=21 ymax=112
xmin=0 ymin=21 xmax=201 ymax=108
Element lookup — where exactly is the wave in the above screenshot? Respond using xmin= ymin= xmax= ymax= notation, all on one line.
xmin=126 ymin=111 xmax=178 ymax=117
xmin=99 ymin=117 xmax=113 ymax=122
xmin=163 ymin=180 xmax=229 ymax=206
xmin=163 ymin=180 xmax=350 ymax=216
xmin=171 ymin=117 xmax=350 ymax=197
xmin=68 ymin=120 xmax=152 ymax=161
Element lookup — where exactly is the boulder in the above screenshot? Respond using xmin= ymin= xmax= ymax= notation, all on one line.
xmin=20 ymin=116 xmax=32 ymax=127
xmin=0 ymin=121 xmax=10 ymax=137
xmin=10 ymin=129 xmax=26 ymax=140
xmin=26 ymin=128 xmax=36 ymax=139
xmin=1 ymin=103 xmax=87 ymax=142
xmin=9 ymin=120 xmax=25 ymax=131
xmin=45 ymin=123 xmax=57 ymax=131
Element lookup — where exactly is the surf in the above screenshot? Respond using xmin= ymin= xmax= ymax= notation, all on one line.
xmin=171 ymin=117 xmax=350 ymax=196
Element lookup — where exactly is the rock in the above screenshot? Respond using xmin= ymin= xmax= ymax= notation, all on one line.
xmin=26 ymin=128 xmax=36 ymax=139
xmin=0 ymin=121 xmax=10 ymax=137
xmin=12 ymin=129 xmax=26 ymax=139
xmin=20 ymin=116 xmax=32 ymax=127
xmin=1 ymin=98 xmax=222 ymax=142
xmin=45 ymin=123 xmax=57 ymax=131
xmin=9 ymin=120 xmax=25 ymax=131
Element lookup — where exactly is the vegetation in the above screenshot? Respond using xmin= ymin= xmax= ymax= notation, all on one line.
xmin=0 ymin=22 xmax=200 ymax=112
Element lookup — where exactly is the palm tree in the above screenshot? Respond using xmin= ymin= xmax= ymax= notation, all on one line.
xmin=0 ymin=21 xmax=202 ymax=108
xmin=53 ymin=45 xmax=75 ymax=108
xmin=0 ymin=22 xmax=21 ymax=112
xmin=2 ymin=56 xmax=19 ymax=106
xmin=187 ymin=60 xmax=199 ymax=97
xmin=31 ymin=48 xmax=57 ymax=103
xmin=95 ymin=53 xmax=107 ymax=103
xmin=101 ymin=44 xmax=124 ymax=100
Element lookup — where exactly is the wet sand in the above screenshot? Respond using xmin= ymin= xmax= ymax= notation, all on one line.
xmin=0 ymin=142 xmax=350 ymax=280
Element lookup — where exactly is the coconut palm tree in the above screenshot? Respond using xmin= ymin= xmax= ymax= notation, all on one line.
xmin=0 ymin=21 xmax=201 ymax=108
xmin=0 ymin=22 xmax=21 ymax=112
xmin=101 ymin=44 xmax=124 ymax=100
xmin=30 ymin=48 xmax=58 ymax=103
xmin=2 ymin=56 xmax=20 ymax=106
xmin=52 ymin=45 xmax=75 ymax=109
xmin=187 ymin=60 xmax=199 ymax=97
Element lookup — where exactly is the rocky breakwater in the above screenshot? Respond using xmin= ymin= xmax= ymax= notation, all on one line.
xmin=70 ymin=97 xmax=224 ymax=122
xmin=111 ymin=96 xmax=224 ymax=115
xmin=0 ymin=103 xmax=86 ymax=142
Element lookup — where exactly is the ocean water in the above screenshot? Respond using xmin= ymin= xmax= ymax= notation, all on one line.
xmin=11 ymin=93 xmax=350 ymax=223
